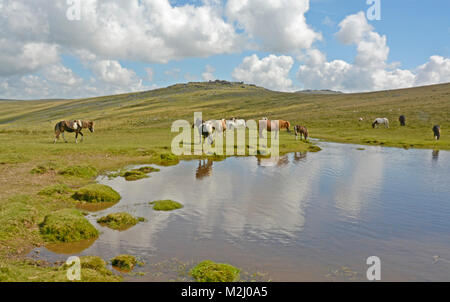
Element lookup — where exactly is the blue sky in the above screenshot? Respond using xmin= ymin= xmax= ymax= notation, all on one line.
xmin=0 ymin=0 xmax=449 ymax=99
xmin=122 ymin=0 xmax=450 ymax=88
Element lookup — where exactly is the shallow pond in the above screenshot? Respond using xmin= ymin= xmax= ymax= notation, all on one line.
xmin=34 ymin=142 xmax=450 ymax=281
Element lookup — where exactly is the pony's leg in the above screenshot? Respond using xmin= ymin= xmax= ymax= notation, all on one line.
xmin=62 ymin=132 xmax=67 ymax=143
xmin=79 ymin=131 xmax=84 ymax=142
xmin=197 ymin=128 xmax=202 ymax=144
xmin=75 ymin=132 xmax=78 ymax=144
xmin=54 ymin=131 xmax=60 ymax=144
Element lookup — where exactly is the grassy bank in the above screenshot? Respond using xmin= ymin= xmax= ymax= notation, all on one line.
xmin=0 ymin=81 xmax=449 ymax=281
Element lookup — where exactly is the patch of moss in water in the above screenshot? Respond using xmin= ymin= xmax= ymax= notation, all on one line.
xmin=307 ymin=145 xmax=322 ymax=152
xmin=150 ymin=200 xmax=183 ymax=211
xmin=190 ymin=260 xmax=240 ymax=282
xmin=97 ymin=212 xmax=146 ymax=231
xmin=137 ymin=166 xmax=160 ymax=173
xmin=109 ymin=166 xmax=160 ymax=181
xmin=68 ymin=256 xmax=121 ymax=281
xmin=58 ymin=165 xmax=98 ymax=178
xmin=157 ymin=153 xmax=179 ymax=166
xmin=72 ymin=184 xmax=121 ymax=203
xmin=111 ymin=254 xmax=138 ymax=272
xmin=356 ymin=148 xmax=365 ymax=151
xmin=39 ymin=209 xmax=99 ymax=243
xmin=122 ymin=170 xmax=148 ymax=181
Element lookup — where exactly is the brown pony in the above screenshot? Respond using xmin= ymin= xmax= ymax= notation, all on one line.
xmin=258 ymin=119 xmax=290 ymax=139
xmin=54 ymin=120 xmax=94 ymax=143
xmin=294 ymin=125 xmax=309 ymax=141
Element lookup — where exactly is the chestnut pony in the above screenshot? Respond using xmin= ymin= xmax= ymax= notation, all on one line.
xmin=258 ymin=119 xmax=290 ymax=139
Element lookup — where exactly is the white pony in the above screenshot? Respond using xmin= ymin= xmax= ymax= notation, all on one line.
xmin=226 ymin=117 xmax=246 ymax=130
xmin=372 ymin=118 xmax=389 ymax=128
xmin=201 ymin=121 xmax=216 ymax=145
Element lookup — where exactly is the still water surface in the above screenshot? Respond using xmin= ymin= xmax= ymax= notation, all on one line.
xmin=36 ymin=142 xmax=450 ymax=281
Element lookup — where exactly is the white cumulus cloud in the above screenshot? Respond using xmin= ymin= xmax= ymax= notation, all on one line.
xmin=226 ymin=0 xmax=321 ymax=52
xmin=297 ymin=12 xmax=450 ymax=92
xmin=232 ymin=54 xmax=294 ymax=91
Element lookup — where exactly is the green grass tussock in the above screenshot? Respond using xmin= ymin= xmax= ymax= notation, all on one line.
xmin=109 ymin=166 xmax=160 ymax=181
xmin=136 ymin=166 xmax=160 ymax=173
xmin=38 ymin=184 xmax=72 ymax=196
xmin=97 ymin=212 xmax=145 ymax=230
xmin=39 ymin=209 xmax=99 ymax=243
xmin=150 ymin=200 xmax=183 ymax=211
xmin=157 ymin=153 xmax=179 ymax=166
xmin=0 ymin=257 xmax=121 ymax=282
xmin=122 ymin=170 xmax=148 ymax=181
xmin=190 ymin=260 xmax=240 ymax=282
xmin=30 ymin=165 xmax=49 ymax=175
xmin=72 ymin=184 xmax=121 ymax=203
xmin=111 ymin=254 xmax=137 ymax=271
xmin=58 ymin=165 xmax=98 ymax=178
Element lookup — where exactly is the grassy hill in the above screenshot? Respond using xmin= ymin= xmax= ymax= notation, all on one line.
xmin=1 ymin=80 xmax=449 ymax=145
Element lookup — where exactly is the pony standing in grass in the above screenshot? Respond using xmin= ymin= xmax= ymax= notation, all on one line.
xmin=258 ymin=119 xmax=290 ymax=139
xmin=372 ymin=118 xmax=389 ymax=129
xmin=54 ymin=120 xmax=94 ymax=143
xmin=433 ymin=125 xmax=441 ymax=140
xmin=294 ymin=125 xmax=309 ymax=141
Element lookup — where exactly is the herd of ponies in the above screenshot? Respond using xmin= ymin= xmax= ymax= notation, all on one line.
xmin=368 ymin=115 xmax=441 ymax=140
xmin=52 ymin=115 xmax=442 ymax=144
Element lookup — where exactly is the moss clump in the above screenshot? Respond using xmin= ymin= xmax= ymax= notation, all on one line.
xmin=307 ymin=144 xmax=322 ymax=152
xmin=58 ymin=165 xmax=98 ymax=178
xmin=30 ymin=165 xmax=48 ymax=174
xmin=0 ymin=258 xmax=121 ymax=282
xmin=97 ymin=212 xmax=145 ymax=230
xmin=38 ymin=184 xmax=72 ymax=196
xmin=137 ymin=166 xmax=160 ymax=173
xmin=190 ymin=260 xmax=240 ymax=282
xmin=158 ymin=153 xmax=179 ymax=166
xmin=78 ymin=256 xmax=117 ymax=278
xmin=109 ymin=166 xmax=160 ymax=181
xmin=72 ymin=184 xmax=121 ymax=203
xmin=111 ymin=254 xmax=137 ymax=271
xmin=149 ymin=200 xmax=183 ymax=211
xmin=39 ymin=209 xmax=99 ymax=243
xmin=122 ymin=170 xmax=148 ymax=181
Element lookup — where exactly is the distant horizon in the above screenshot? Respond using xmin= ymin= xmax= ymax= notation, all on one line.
xmin=2 ymin=80 xmax=449 ymax=102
